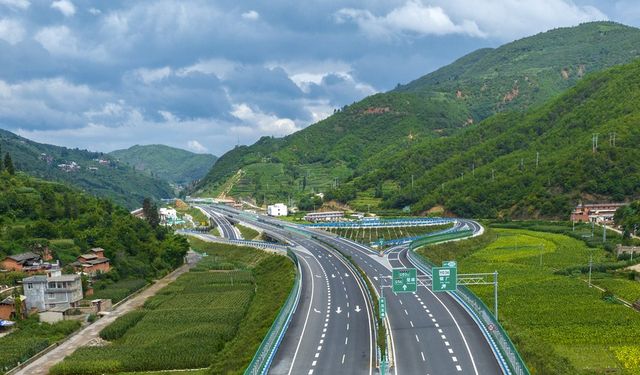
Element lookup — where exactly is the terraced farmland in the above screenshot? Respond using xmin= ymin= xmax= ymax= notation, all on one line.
xmin=51 ymin=241 xmax=294 ymax=374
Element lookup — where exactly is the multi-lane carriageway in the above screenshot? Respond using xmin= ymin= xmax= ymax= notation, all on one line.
xmin=206 ymin=206 xmax=503 ymax=375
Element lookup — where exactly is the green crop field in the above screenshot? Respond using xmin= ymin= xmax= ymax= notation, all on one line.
xmin=418 ymin=229 xmax=640 ymax=374
xmin=235 ymin=223 xmax=260 ymax=240
xmin=0 ymin=317 xmax=81 ymax=373
xmin=51 ymin=240 xmax=294 ymax=375
xmin=327 ymin=223 xmax=453 ymax=246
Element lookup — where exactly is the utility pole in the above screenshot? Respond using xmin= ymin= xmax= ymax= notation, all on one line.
xmin=472 ymin=163 xmax=475 ymax=177
xmin=411 ymin=174 xmax=414 ymax=190
xmin=591 ymin=220 xmax=595 ymax=238
xmin=539 ymin=244 xmax=544 ymax=267
xmin=536 ymin=152 xmax=539 ymax=168
xmin=494 ymin=271 xmax=499 ymax=320
xmin=592 ymin=133 xmax=599 ymax=153
xmin=491 ymin=169 xmax=495 ymax=182
xmin=609 ymin=132 xmax=617 ymax=147
xmin=572 ymin=220 xmax=575 ymax=232
xmin=520 ymin=158 xmax=524 ymax=171
xmin=603 ymin=223 xmax=607 ymax=243
xmin=461 ymin=172 xmax=464 ymax=181
xmin=588 ymin=255 xmax=593 ymax=287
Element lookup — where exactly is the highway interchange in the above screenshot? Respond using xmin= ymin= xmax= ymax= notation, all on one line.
xmin=200 ymin=205 xmax=502 ymax=375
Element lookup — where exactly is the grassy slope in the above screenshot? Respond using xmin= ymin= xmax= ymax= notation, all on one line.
xmin=419 ymin=229 xmax=640 ymax=374
xmin=0 ymin=129 xmax=173 ymax=209
xmin=196 ymin=22 xmax=640 ymax=209
xmin=109 ymin=145 xmax=217 ymax=186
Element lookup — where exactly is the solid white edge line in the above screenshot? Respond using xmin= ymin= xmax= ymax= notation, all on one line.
xmin=287 ymin=253 xmax=316 ymax=375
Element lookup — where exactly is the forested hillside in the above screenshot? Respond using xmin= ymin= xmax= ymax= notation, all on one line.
xmin=195 ymin=22 xmax=640 ymax=208
xmin=0 ymin=171 xmax=188 ymax=281
xmin=333 ymin=59 xmax=640 ymax=218
xmin=0 ymin=129 xmax=173 ymax=209
xmin=109 ymin=144 xmax=217 ymax=187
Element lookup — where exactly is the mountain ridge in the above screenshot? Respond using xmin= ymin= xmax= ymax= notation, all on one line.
xmin=193 ymin=21 xmax=640 ymax=213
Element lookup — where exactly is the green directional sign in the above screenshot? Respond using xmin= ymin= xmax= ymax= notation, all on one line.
xmin=392 ymin=268 xmax=417 ymax=293
xmin=379 ymin=297 xmax=386 ymax=319
xmin=432 ymin=266 xmax=457 ymax=292
xmin=442 ymin=260 xmax=457 ymax=268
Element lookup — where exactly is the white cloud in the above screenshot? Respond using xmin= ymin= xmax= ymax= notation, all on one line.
xmin=430 ymin=0 xmax=607 ymax=40
xmin=241 ymin=10 xmax=259 ymax=21
xmin=0 ymin=0 xmax=30 ymax=10
xmin=51 ymin=0 xmax=76 ymax=17
xmin=177 ymin=58 xmax=237 ymax=79
xmin=88 ymin=7 xmax=101 ymax=15
xmin=134 ymin=66 xmax=172 ymax=84
xmin=335 ymin=1 xmax=484 ymax=39
xmin=231 ymin=103 xmax=300 ymax=136
xmin=187 ymin=140 xmax=208 ymax=153
xmin=0 ymin=18 xmax=25 ymax=44
xmin=34 ymin=25 xmax=77 ymax=55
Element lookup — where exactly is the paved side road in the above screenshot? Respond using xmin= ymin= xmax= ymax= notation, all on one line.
xmin=15 ymin=264 xmax=192 ymax=375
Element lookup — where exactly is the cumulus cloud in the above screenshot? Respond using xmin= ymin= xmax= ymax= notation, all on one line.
xmin=187 ymin=140 xmax=208 ymax=153
xmin=134 ymin=66 xmax=172 ymax=84
xmin=177 ymin=58 xmax=237 ymax=79
xmin=230 ymin=103 xmax=300 ymax=137
xmin=335 ymin=1 xmax=485 ymax=39
xmin=51 ymin=0 xmax=76 ymax=17
xmin=241 ymin=10 xmax=259 ymax=21
xmin=430 ymin=0 xmax=607 ymax=40
xmin=0 ymin=0 xmax=30 ymax=10
xmin=0 ymin=18 xmax=25 ymax=44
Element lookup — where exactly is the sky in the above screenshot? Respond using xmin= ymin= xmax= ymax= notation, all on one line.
xmin=0 ymin=0 xmax=637 ymax=156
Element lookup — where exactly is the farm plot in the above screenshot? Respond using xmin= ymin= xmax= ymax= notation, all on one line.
xmin=418 ymin=229 xmax=640 ymax=374
xmin=328 ymin=223 xmax=453 ymax=245
xmin=51 ymin=241 xmax=294 ymax=374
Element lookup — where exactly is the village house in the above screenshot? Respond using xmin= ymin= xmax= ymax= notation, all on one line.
xmin=71 ymin=248 xmax=110 ymax=275
xmin=570 ymin=202 xmax=627 ymax=223
xmin=22 ymin=269 xmax=83 ymax=312
xmin=0 ymin=295 xmax=26 ymax=320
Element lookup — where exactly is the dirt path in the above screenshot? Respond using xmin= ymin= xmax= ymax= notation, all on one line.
xmin=14 ymin=263 xmax=193 ymax=375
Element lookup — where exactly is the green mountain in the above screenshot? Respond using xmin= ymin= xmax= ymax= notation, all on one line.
xmin=109 ymin=144 xmax=217 ymax=187
xmin=341 ymin=59 xmax=640 ymax=218
xmin=0 ymin=129 xmax=173 ymax=209
xmin=194 ymin=22 xmax=640 ymax=208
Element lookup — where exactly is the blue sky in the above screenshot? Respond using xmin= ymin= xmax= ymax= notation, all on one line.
xmin=0 ymin=0 xmax=637 ymax=155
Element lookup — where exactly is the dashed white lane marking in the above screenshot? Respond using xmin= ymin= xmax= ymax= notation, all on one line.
xmin=415 ymin=334 xmax=420 ymax=343
xmin=448 ymin=348 xmax=454 ymax=354
xmin=342 ymin=354 xmax=346 ymax=364
xmin=320 ymin=339 xmax=324 ymax=344
xmin=404 ymin=309 xmax=408 ymax=316
xmin=345 ymin=337 xmax=349 ymax=345
xmin=421 ymin=351 xmax=426 ymax=362
xmin=315 ymin=353 xmax=319 ymax=358
xmin=441 ymin=335 xmax=447 ymax=340
xmin=456 ymin=365 xmax=462 ymax=371
xmin=308 ymin=370 xmax=313 ymax=375
xmin=410 ymin=320 xmax=414 ymax=328
xmin=438 ymin=329 xmax=443 ymax=333
xmin=312 ymin=361 xmax=317 ymax=366
xmin=431 ymin=318 xmax=436 ymax=322
xmin=321 ymin=333 xmax=325 ymax=338
xmin=317 ymin=346 xmax=322 ymax=351
xmin=399 ymin=300 xmax=403 ymax=305
xmin=452 ymin=356 xmax=458 ymax=362
xmin=434 ymin=323 xmax=439 ymax=328
xmin=347 ymin=323 xmax=350 ymax=330
xmin=445 ymin=341 xmax=450 ymax=346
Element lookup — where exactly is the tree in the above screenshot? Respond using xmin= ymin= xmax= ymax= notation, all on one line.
xmin=0 ymin=145 xmax=3 ymax=172
xmin=142 ymin=197 xmax=160 ymax=228
xmin=12 ymin=288 xmax=22 ymax=320
xmin=4 ymin=152 xmax=14 ymax=175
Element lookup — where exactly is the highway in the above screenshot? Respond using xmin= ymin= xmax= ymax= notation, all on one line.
xmin=207 ymin=206 xmax=502 ymax=374
xmin=205 ymin=206 xmax=375 ymax=375
xmin=197 ymin=205 xmax=241 ymax=240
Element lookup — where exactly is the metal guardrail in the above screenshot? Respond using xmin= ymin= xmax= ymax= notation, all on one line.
xmin=245 ymin=249 xmax=302 ymax=375
xmin=305 ymin=217 xmax=455 ymax=229
xmin=406 ymin=245 xmax=529 ymax=375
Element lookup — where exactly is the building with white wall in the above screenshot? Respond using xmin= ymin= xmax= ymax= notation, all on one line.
xmin=23 ymin=269 xmax=83 ymax=312
xmin=267 ymin=203 xmax=288 ymax=217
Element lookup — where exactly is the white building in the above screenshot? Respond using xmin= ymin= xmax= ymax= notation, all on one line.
xmin=23 ymin=269 xmax=83 ymax=312
xmin=304 ymin=211 xmax=344 ymax=222
xmin=159 ymin=207 xmax=178 ymax=220
xmin=267 ymin=203 xmax=288 ymax=217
